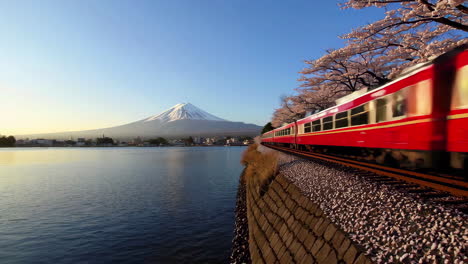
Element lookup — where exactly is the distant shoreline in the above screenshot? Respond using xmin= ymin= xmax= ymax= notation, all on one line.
xmin=1 ymin=145 xmax=249 ymax=149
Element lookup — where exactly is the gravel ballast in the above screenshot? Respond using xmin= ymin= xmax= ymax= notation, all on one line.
xmin=259 ymin=145 xmax=467 ymax=264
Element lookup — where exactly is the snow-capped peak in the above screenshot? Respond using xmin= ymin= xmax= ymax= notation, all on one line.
xmin=143 ymin=103 xmax=226 ymax=123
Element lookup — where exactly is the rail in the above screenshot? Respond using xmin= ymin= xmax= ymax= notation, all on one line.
xmin=265 ymin=144 xmax=468 ymax=197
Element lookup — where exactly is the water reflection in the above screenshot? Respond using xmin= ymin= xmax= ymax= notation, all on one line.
xmin=0 ymin=148 xmax=84 ymax=165
xmin=0 ymin=147 xmax=244 ymax=263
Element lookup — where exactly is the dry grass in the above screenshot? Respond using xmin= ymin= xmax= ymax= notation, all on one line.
xmin=241 ymin=143 xmax=278 ymax=191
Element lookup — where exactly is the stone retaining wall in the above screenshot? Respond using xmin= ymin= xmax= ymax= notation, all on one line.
xmin=246 ymin=173 xmax=372 ymax=264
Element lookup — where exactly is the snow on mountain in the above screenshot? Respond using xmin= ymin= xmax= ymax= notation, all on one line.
xmin=142 ymin=103 xmax=226 ymax=123
xmin=17 ymin=103 xmax=262 ymax=139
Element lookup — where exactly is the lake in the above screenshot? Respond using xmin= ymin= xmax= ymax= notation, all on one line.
xmin=0 ymin=147 xmax=245 ymax=263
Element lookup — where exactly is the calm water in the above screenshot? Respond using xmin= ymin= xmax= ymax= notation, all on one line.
xmin=0 ymin=147 xmax=245 ymax=263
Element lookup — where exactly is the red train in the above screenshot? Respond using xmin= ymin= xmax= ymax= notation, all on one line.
xmin=262 ymin=45 xmax=468 ymax=171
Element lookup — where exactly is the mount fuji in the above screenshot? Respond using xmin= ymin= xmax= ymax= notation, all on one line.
xmin=18 ymin=103 xmax=262 ymax=139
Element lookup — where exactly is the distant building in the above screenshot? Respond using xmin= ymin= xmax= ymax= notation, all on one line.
xmin=34 ymin=139 xmax=53 ymax=146
xmin=132 ymin=137 xmax=143 ymax=145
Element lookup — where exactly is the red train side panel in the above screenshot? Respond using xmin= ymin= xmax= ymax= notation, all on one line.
xmin=447 ymin=49 xmax=468 ymax=153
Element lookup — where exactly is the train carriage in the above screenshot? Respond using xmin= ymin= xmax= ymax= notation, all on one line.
xmin=447 ymin=48 xmax=468 ymax=168
xmin=262 ymin=45 xmax=468 ymax=170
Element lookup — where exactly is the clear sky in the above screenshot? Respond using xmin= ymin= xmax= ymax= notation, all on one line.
xmin=0 ymin=0 xmax=383 ymax=135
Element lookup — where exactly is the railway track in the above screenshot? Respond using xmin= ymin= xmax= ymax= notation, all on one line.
xmin=265 ymin=144 xmax=468 ymax=211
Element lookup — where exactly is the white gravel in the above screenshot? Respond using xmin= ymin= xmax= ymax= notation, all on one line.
xmin=258 ymin=145 xmax=467 ymax=264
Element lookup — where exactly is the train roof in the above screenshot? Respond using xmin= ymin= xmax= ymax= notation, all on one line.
xmin=296 ymin=62 xmax=434 ymax=125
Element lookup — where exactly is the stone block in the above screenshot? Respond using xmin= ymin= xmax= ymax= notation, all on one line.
xmin=297 ymin=226 xmax=310 ymax=243
xmin=253 ymin=206 xmax=261 ymax=218
xmin=278 ymin=223 xmax=289 ymax=238
xmin=331 ymin=231 xmax=345 ymax=250
xmin=312 ymin=217 xmax=324 ymax=230
xmin=266 ymin=212 xmax=277 ymax=225
xmin=289 ymin=190 xmax=301 ymax=204
xmin=316 ymin=243 xmax=332 ymax=263
xmin=256 ymin=231 xmax=267 ymax=247
xmin=283 ymin=230 xmax=295 ymax=248
xmin=299 ymin=253 xmax=314 ymax=264
xmin=295 ymin=207 xmax=305 ymax=220
xmin=300 ymin=209 xmax=310 ymax=224
xmin=269 ymin=203 xmax=279 ymax=214
xmin=250 ymin=228 xmax=261 ymax=243
xmin=324 ymin=224 xmax=337 ymax=242
xmin=323 ymin=250 xmax=338 ymax=264
xmin=305 ymin=201 xmax=318 ymax=214
xmin=343 ymin=244 xmax=358 ymax=264
xmin=276 ymin=244 xmax=287 ymax=261
xmin=309 ymin=217 xmax=319 ymax=230
xmin=259 ymin=238 xmax=271 ymax=255
xmin=257 ymin=199 xmax=266 ymax=209
xmin=286 ymin=214 xmax=296 ymax=227
xmin=270 ymin=232 xmax=281 ymax=250
xmin=285 ymin=197 xmax=295 ymax=209
xmin=316 ymin=219 xmax=331 ymax=237
xmin=353 ymin=253 xmax=369 ymax=264
xmin=258 ymin=214 xmax=267 ymax=226
xmin=311 ymin=238 xmax=325 ymax=255
xmin=337 ymin=238 xmax=351 ymax=260
xmin=264 ymin=224 xmax=275 ymax=238
xmin=314 ymin=207 xmax=323 ymax=217
xmin=250 ymin=247 xmax=261 ymax=264
xmin=276 ymin=190 xmax=287 ymax=203
xmin=292 ymin=221 xmax=302 ymax=238
xmin=270 ymin=180 xmax=281 ymax=191
xmin=276 ymin=175 xmax=288 ymax=187
xmin=260 ymin=217 xmax=270 ymax=231
xmin=286 ymin=183 xmax=297 ymax=194
xmin=280 ymin=251 xmax=293 ymax=263
xmin=275 ymin=206 xmax=286 ymax=219
xmin=303 ymin=233 xmax=317 ymax=251
xmin=273 ymin=217 xmax=284 ymax=232
xmin=293 ymin=245 xmax=308 ymax=263
xmin=264 ymin=247 xmax=277 ymax=264
xmin=288 ymin=240 xmax=303 ymax=256
xmin=280 ymin=208 xmax=292 ymax=220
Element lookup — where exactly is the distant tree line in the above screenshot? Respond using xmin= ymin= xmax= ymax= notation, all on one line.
xmin=148 ymin=137 xmax=168 ymax=145
xmin=261 ymin=122 xmax=274 ymax=134
xmin=0 ymin=136 xmax=16 ymax=147
xmin=96 ymin=137 xmax=114 ymax=145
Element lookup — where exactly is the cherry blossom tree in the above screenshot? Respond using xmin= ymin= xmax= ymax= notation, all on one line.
xmin=341 ymin=0 xmax=467 ymax=32
xmin=270 ymin=0 xmax=467 ymax=126
xmin=341 ymin=0 xmax=467 ymax=77
xmin=271 ymin=95 xmax=305 ymax=127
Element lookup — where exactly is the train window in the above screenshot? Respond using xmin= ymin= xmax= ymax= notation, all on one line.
xmin=392 ymin=90 xmax=406 ymax=118
xmin=323 ymin=116 xmax=333 ymax=130
xmin=408 ymin=80 xmax=432 ymax=116
xmin=351 ymin=104 xmax=369 ymax=126
xmin=304 ymin=122 xmax=312 ymax=133
xmin=312 ymin=120 xmax=321 ymax=132
xmin=335 ymin=111 xmax=348 ymax=128
xmin=451 ymin=66 xmax=468 ymax=109
xmin=376 ymin=98 xmax=387 ymax=122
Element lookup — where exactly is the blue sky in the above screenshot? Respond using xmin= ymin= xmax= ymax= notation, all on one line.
xmin=0 ymin=0 xmax=384 ymax=134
